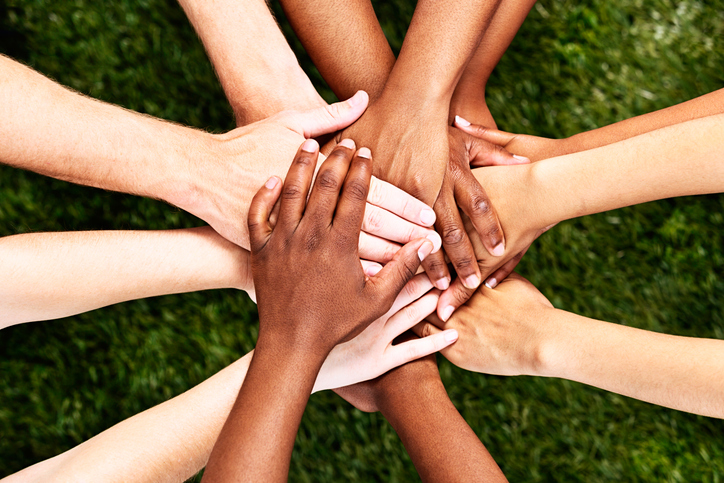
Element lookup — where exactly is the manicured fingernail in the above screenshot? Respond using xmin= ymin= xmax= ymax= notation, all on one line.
xmin=339 ymin=138 xmax=355 ymax=150
xmin=455 ymin=115 xmax=471 ymax=127
xmin=348 ymin=90 xmax=366 ymax=107
xmin=302 ymin=139 xmax=318 ymax=153
xmin=357 ymin=147 xmax=371 ymax=159
xmin=365 ymin=264 xmax=382 ymax=276
xmin=445 ymin=329 xmax=459 ymax=343
xmin=513 ymin=154 xmax=530 ymax=162
xmin=418 ymin=240 xmax=434 ymax=261
xmin=492 ymin=243 xmax=505 ymax=257
xmin=435 ymin=277 xmax=450 ymax=290
xmin=265 ymin=176 xmax=280 ymax=189
xmin=441 ymin=305 xmax=454 ymax=322
xmin=426 ymin=232 xmax=442 ymax=253
xmin=463 ymin=274 xmax=481 ymax=290
xmin=420 ymin=208 xmax=436 ymax=226
xmin=485 ymin=277 xmax=498 ymax=289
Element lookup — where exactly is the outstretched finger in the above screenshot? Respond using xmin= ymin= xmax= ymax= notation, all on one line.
xmin=283 ymin=90 xmax=369 ymax=138
xmin=455 ymin=170 xmax=505 ymax=259
xmin=358 ymin=232 xmax=402 ymax=264
xmin=362 ymin=203 xmax=441 ymax=252
xmin=387 ymin=327 xmax=458 ymax=369
xmin=436 ymin=277 xmax=476 ymax=322
xmin=277 ymin=139 xmax=320 ymax=229
xmin=385 ymin=290 xmax=440 ymax=338
xmin=368 ymin=237 xmax=434 ymax=307
xmin=421 ymin=250 xmax=452 ymax=291
xmin=483 ymin=249 xmax=526 ymax=289
xmin=248 ymin=176 xmax=282 ymax=252
xmin=454 ymin=115 xmax=516 ymax=146
xmin=367 ymin=176 xmax=437 ymax=227
xmin=334 ymin=147 xmax=373 ymax=245
xmin=306 ymin=139 xmax=356 ymax=229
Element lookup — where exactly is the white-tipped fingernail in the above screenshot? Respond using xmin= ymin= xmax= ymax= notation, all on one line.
xmin=513 ymin=154 xmax=530 ymax=162
xmin=436 ymin=277 xmax=450 ymax=290
xmin=485 ymin=277 xmax=497 ymax=289
xmin=365 ymin=264 xmax=382 ymax=276
xmin=463 ymin=274 xmax=480 ymax=289
xmin=492 ymin=243 xmax=505 ymax=257
xmin=339 ymin=138 xmax=355 ymax=150
xmin=445 ymin=329 xmax=459 ymax=343
xmin=441 ymin=306 xmax=454 ymax=321
xmin=418 ymin=240 xmax=434 ymax=261
xmin=265 ymin=176 xmax=280 ymax=189
xmin=420 ymin=208 xmax=436 ymax=226
xmin=302 ymin=139 xmax=318 ymax=153
xmin=426 ymin=232 xmax=442 ymax=253
xmin=357 ymin=147 xmax=371 ymax=159
xmin=455 ymin=115 xmax=471 ymax=127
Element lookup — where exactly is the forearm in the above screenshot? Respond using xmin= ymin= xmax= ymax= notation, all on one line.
xmin=0 ymin=227 xmax=251 ymax=328
xmin=379 ymin=376 xmax=506 ymax=482
xmin=450 ymin=0 xmax=537 ymax=124
xmin=2 ymin=352 xmax=254 ymax=483
xmin=178 ymin=0 xmax=325 ymax=125
xmin=279 ymin=0 xmax=394 ymax=101
xmin=560 ymin=88 xmax=724 ymax=154
xmin=202 ymin=341 xmax=323 ymax=482
xmin=0 ymin=54 xmax=204 ymax=207
xmin=540 ymin=309 xmax=724 ymax=418
xmin=523 ymin=114 xmax=724 ymax=229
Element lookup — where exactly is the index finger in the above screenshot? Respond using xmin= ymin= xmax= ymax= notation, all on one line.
xmin=368 ymin=177 xmax=437 ymax=227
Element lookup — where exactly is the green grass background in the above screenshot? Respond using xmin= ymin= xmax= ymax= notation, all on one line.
xmin=1 ymin=0 xmax=723 ymax=480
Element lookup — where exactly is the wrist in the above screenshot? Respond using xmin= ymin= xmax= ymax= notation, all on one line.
xmin=533 ymin=307 xmax=580 ymax=378
xmin=254 ymin=330 xmax=329 ymax=376
xmin=376 ymin=372 xmax=444 ymax=416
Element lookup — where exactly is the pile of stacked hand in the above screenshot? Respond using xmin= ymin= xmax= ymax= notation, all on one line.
xmin=2 ymin=0 xmax=723 ymax=481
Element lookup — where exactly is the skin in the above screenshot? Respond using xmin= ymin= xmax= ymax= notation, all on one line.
xmin=426 ymin=113 xmax=724 ymax=315
xmin=3 ymin=273 xmax=456 ymax=483
xmin=202 ymin=140 xmax=437 ymax=481
xmin=176 ymin=0 xmax=326 ymax=126
xmin=279 ymin=0 xmax=531 ymax=320
xmin=336 ymin=343 xmax=508 ymax=482
xmin=417 ymin=273 xmax=724 ymax=419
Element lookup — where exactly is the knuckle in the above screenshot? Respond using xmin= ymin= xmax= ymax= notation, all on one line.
xmin=345 ymin=180 xmax=369 ymax=202
xmin=424 ymin=256 xmax=447 ymax=276
xmin=295 ymin=152 xmax=315 ymax=168
xmin=282 ymin=183 xmax=304 ymax=200
xmin=419 ymin=323 xmax=432 ymax=338
xmin=403 ymin=343 xmax=422 ymax=362
xmin=485 ymin=223 xmax=501 ymax=240
xmin=452 ymin=286 xmax=473 ymax=305
xmin=325 ymin=102 xmax=342 ymax=120
xmin=442 ymin=225 xmax=465 ymax=246
xmin=454 ymin=256 xmax=476 ymax=272
xmin=317 ymin=170 xmax=340 ymax=192
xmin=470 ymin=196 xmax=491 ymax=217
xmin=364 ymin=208 xmax=384 ymax=232
xmin=368 ymin=178 xmax=385 ymax=204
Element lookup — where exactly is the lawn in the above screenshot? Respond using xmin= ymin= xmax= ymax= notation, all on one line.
xmin=1 ymin=0 xmax=723 ymax=481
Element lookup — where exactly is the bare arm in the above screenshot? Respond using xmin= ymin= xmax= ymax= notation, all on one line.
xmin=419 ymin=274 xmax=724 ymax=419
xmin=437 ymin=114 xmax=724 ymax=312
xmin=457 ymin=87 xmax=724 ymax=161
xmin=177 ymin=0 xmax=326 ymax=125
xmin=0 ymin=228 xmax=251 ymax=328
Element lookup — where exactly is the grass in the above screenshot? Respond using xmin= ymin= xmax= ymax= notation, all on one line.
xmin=1 ymin=0 xmax=723 ymax=480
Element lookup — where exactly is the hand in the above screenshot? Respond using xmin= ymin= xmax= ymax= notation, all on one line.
xmin=435 ymin=161 xmax=554 ymax=318
xmin=416 ymin=273 xmax=555 ymax=376
xmin=314 ymin=273 xmax=457 ymax=392
xmin=249 ymin=138 xmax=436 ymax=357
xmin=333 ymin=332 xmax=444 ymax=413
xmin=454 ymin=116 xmax=568 ymax=162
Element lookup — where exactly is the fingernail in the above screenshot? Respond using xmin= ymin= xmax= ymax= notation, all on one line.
xmin=265 ymin=176 xmax=280 ymax=189
xmin=348 ymin=90 xmax=366 ymax=107
xmin=513 ymin=154 xmax=530 ymax=162
xmin=435 ymin=277 xmax=450 ymax=290
xmin=485 ymin=277 xmax=498 ymax=289
xmin=455 ymin=115 xmax=471 ymax=127
xmin=463 ymin=274 xmax=481 ymax=290
xmin=492 ymin=243 xmax=505 ymax=257
xmin=426 ymin=232 xmax=442 ymax=253
xmin=420 ymin=208 xmax=436 ymax=226
xmin=445 ymin=329 xmax=459 ymax=343
xmin=302 ymin=139 xmax=318 ymax=153
xmin=441 ymin=305 xmax=454 ymax=322
xmin=418 ymin=240 xmax=434 ymax=261
xmin=339 ymin=138 xmax=355 ymax=150
xmin=365 ymin=264 xmax=382 ymax=276
xmin=357 ymin=147 xmax=371 ymax=159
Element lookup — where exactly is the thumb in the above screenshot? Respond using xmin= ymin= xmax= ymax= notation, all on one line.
xmin=469 ymin=136 xmax=529 ymax=167
xmin=368 ymin=238 xmax=434 ymax=307
xmin=282 ymin=91 xmax=369 ymax=139
xmin=454 ymin=115 xmax=517 ymax=146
